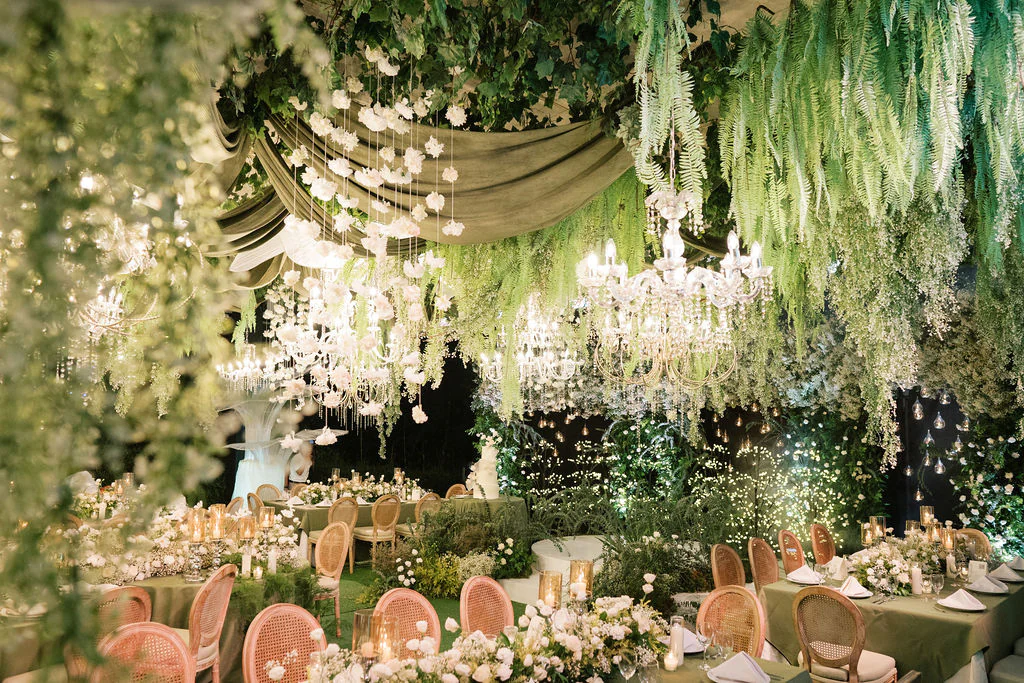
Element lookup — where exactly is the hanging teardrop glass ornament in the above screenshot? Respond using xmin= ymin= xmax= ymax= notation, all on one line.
xmin=581 ymin=426 xmax=589 ymax=437
xmin=771 ymin=406 xmax=781 ymax=417
xmin=721 ymin=433 xmax=729 ymax=444
xmin=939 ymin=389 xmax=951 ymax=405
xmin=920 ymin=387 xmax=933 ymax=399
xmin=714 ymin=427 xmax=722 ymax=438
xmin=751 ymin=402 xmax=760 ymax=413
xmin=912 ymin=399 xmax=925 ymax=420
xmin=742 ymin=438 xmax=752 ymax=450
xmin=759 ymin=422 xmax=771 ymax=434
xmin=915 ymin=488 xmax=925 ymax=502
xmin=957 ymin=416 xmax=970 ymax=432
xmin=933 ymin=412 xmax=945 ymax=430
xmin=923 ymin=452 xmax=932 ymax=467
xmin=904 ymin=463 xmax=914 ymax=477
xmin=954 ymin=435 xmax=963 ymax=452
xmin=712 ymin=414 xmax=719 ymax=423
xmin=923 ymin=430 xmax=935 ymax=447
xmin=776 ymin=439 xmax=784 ymax=448
xmin=735 ymin=415 xmax=743 ymax=427
xmin=934 ymin=457 xmax=946 ymax=475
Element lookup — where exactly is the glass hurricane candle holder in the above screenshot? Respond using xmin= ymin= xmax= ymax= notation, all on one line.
xmin=258 ymin=507 xmax=275 ymax=529
xmin=236 ymin=516 xmax=256 ymax=541
xmin=905 ymin=520 xmax=920 ymax=535
xmin=940 ymin=526 xmax=955 ymax=551
xmin=568 ymin=559 xmax=594 ymax=600
xmin=925 ymin=521 xmax=941 ymax=543
xmin=919 ymin=506 xmax=935 ymax=526
xmin=869 ymin=516 xmax=886 ymax=541
xmin=332 ymin=468 xmax=341 ymax=481
xmin=538 ymin=570 xmax=562 ymax=609
xmin=374 ymin=614 xmax=400 ymax=662
xmin=353 ymin=609 xmax=376 ymax=659
xmin=121 ymin=472 xmax=135 ymax=489
xmin=860 ymin=522 xmax=874 ymax=547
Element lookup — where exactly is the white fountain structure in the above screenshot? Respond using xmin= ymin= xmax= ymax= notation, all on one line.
xmin=226 ymin=397 xmax=291 ymax=500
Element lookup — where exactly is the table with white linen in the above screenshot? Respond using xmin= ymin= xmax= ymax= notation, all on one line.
xmin=761 ymin=579 xmax=1024 ymax=682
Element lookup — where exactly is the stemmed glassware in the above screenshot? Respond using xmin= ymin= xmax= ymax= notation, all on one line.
xmin=616 ymin=652 xmax=637 ymax=680
xmin=930 ymin=573 xmax=945 ymax=600
xmin=920 ymin=573 xmax=933 ymax=600
xmin=697 ymin=624 xmax=717 ymax=671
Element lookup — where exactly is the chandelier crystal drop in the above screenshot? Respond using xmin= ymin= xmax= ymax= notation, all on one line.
xmin=912 ymin=398 xmax=925 ymax=420
xmin=933 ymin=412 xmax=945 ymax=430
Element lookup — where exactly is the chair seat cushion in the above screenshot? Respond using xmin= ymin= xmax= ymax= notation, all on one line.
xmin=308 ymin=530 xmax=321 ymax=543
xmin=171 ymin=627 xmax=219 ymax=668
xmin=318 ymin=576 xmax=339 ymax=590
xmin=992 ymin=656 xmax=1024 ymax=683
xmin=352 ymin=527 xmax=393 ymax=541
xmin=2 ymin=665 xmax=68 ymax=683
xmin=799 ymin=648 xmax=897 ymax=682
xmin=394 ymin=523 xmax=415 ymax=537
xmin=1016 ymin=637 xmax=1024 ymax=657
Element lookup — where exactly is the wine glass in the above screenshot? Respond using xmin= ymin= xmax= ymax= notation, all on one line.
xmin=616 ymin=652 xmax=637 ymax=680
xmin=813 ymin=564 xmax=826 ymax=584
xmin=920 ymin=574 xmax=933 ymax=600
xmin=931 ymin=573 xmax=945 ymax=599
xmin=958 ymin=564 xmax=970 ymax=586
xmin=696 ymin=624 xmax=714 ymax=671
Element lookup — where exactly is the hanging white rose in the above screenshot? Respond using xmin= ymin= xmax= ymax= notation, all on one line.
xmin=442 ymin=166 xmax=459 ymax=183
xmin=359 ymin=402 xmax=384 ymax=417
xmin=410 ymin=203 xmax=428 ymax=222
xmin=424 ymin=136 xmax=444 ymax=158
xmin=287 ymin=96 xmax=307 ymax=112
xmin=425 ymin=192 xmax=445 ymax=212
xmin=379 ymin=146 xmax=396 ymax=163
xmin=404 ymin=147 xmax=425 ymax=174
xmin=309 ymin=112 xmax=335 ymax=137
xmin=394 ymin=99 xmax=414 ymax=120
xmin=331 ymin=89 xmax=351 ymax=110
xmin=346 ymin=75 xmax=364 ymax=93
xmin=404 ymin=368 xmax=426 ymax=385
xmin=282 ymin=270 xmax=300 ymax=287
xmin=330 ymin=128 xmax=359 ymax=152
xmin=412 ymin=405 xmax=428 ymax=424
xmin=310 ymin=177 xmax=338 ymax=202
xmin=314 ymin=426 xmax=337 ymax=446
xmin=333 ymin=212 xmax=356 ymax=233
xmin=403 ymin=260 xmax=426 ymax=279
xmin=445 ymin=105 xmax=467 ymax=127
xmin=442 ymin=219 xmax=465 ymax=237
xmin=327 ymin=157 xmax=352 ymax=178
xmin=281 ymin=433 xmax=303 ymax=452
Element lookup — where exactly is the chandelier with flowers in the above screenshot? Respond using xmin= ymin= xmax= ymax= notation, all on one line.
xmin=215 ymin=343 xmax=286 ymax=394
xmin=577 ymin=139 xmax=772 ymax=389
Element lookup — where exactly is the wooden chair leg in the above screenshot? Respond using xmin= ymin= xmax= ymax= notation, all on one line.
xmin=334 ymin=593 xmax=341 ymax=638
xmin=212 ymin=658 xmax=220 ymax=683
xmin=349 ymin=538 xmax=354 ymax=574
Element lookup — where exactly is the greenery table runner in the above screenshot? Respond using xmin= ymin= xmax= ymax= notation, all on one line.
xmin=659 ymin=656 xmax=811 ymax=682
xmin=762 ymin=580 xmax=1024 ymax=681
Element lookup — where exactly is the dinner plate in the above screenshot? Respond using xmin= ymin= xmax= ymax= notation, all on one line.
xmin=967 ymin=585 xmax=1008 ymax=595
xmin=787 ymin=576 xmax=823 ymax=585
xmin=843 ymin=591 xmax=873 ymax=599
xmin=937 ymin=599 xmax=985 ymax=612
xmin=683 ymin=643 xmax=705 ymax=654
xmin=991 ymin=572 xmax=1024 ymax=583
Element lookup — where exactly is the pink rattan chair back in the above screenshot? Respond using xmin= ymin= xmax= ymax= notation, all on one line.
xmin=444 ymin=484 xmax=467 ymax=499
xmin=793 ymin=586 xmax=867 ymax=682
xmin=696 ymin=586 xmax=766 ymax=657
xmin=242 ymin=604 xmax=326 ymax=683
xmin=256 ymin=484 xmax=282 ymax=502
xmin=810 ymin=523 xmax=837 ymax=565
xmin=329 ymin=497 xmax=359 ymax=528
xmin=374 ymin=588 xmax=441 ymax=658
xmin=748 ymin=537 xmax=780 ymax=595
xmin=187 ymin=564 xmax=237 ymax=659
xmin=711 ymin=543 xmax=746 ymax=589
xmin=415 ymin=493 xmax=443 ymax=522
xmin=247 ymin=492 xmax=263 ymax=513
xmin=371 ymin=495 xmax=402 ymax=531
xmin=226 ymin=497 xmax=244 ymax=514
xmin=315 ymin=522 xmax=351 ymax=580
xmin=778 ymin=529 xmax=806 ymax=574
xmin=89 ymin=622 xmax=195 ymax=683
xmin=67 ymin=586 xmax=154 ymax=679
xmin=459 ymin=576 xmax=514 ymax=638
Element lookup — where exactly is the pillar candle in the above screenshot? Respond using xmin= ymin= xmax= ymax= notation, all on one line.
xmin=241 ymin=550 xmax=252 ymax=577
xmin=97 ymin=502 xmax=107 ymax=520
xmin=268 ymin=549 xmax=278 ymax=575
xmin=911 ymin=566 xmax=923 ymax=595
xmin=669 ymin=620 xmax=685 ymax=659
xmin=946 ymin=553 xmax=957 ymax=578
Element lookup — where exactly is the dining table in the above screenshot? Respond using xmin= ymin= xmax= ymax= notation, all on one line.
xmin=761 ymin=576 xmax=1024 ymax=682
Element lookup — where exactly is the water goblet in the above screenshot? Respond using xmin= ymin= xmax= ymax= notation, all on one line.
xmin=696 ymin=624 xmax=714 ymax=671
xmin=813 ymin=564 xmax=827 ymax=585
xmin=616 ymin=652 xmax=637 ymax=680
xmin=930 ymin=573 xmax=944 ymax=599
xmin=920 ymin=574 xmax=933 ymax=599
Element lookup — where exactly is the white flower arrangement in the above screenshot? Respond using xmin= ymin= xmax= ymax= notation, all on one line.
xmin=333 ymin=474 xmax=421 ymax=502
xmin=297 ymin=483 xmax=335 ymax=506
xmin=850 ymin=541 xmax=912 ymax=595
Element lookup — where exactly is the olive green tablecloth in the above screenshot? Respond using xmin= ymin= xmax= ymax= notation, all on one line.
xmin=659 ymin=655 xmax=811 ymax=682
xmin=762 ymin=579 xmax=1024 ymax=681
xmin=266 ymin=495 xmax=527 ymax=534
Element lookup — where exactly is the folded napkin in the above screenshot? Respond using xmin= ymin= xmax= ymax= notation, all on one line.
xmin=356 ymin=496 xmax=369 ymax=504
xmin=787 ymin=565 xmax=823 ymax=584
xmin=286 ymin=496 xmax=304 ymax=506
xmin=682 ymin=627 xmax=705 ymax=653
xmin=849 ymin=548 xmax=871 ymax=562
xmin=315 ymin=499 xmax=332 ymax=507
xmin=938 ymin=589 xmax=986 ymax=611
xmin=825 ymin=555 xmax=852 ymax=578
xmin=990 ymin=563 xmax=1024 ymax=582
xmin=1008 ymin=556 xmax=1024 ymax=571
xmin=839 ymin=575 xmax=872 ymax=598
xmin=709 ymin=652 xmax=771 ymax=683
xmin=968 ymin=575 xmax=1009 ymax=594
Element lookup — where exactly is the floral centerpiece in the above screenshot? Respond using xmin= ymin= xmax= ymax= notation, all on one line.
xmin=228 ymin=510 xmax=303 ymax=567
xmin=70 ymin=481 xmax=142 ymax=520
xmin=297 ymin=483 xmax=336 ymax=506
xmin=335 ymin=474 xmax=419 ymax=502
xmin=304 ymin=589 xmax=668 ymax=683
xmin=850 ymin=541 xmax=912 ymax=595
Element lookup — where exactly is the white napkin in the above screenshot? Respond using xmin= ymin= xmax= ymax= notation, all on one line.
xmin=839 ymin=575 xmax=872 ymax=598
xmin=286 ymin=496 xmax=304 ymax=506
xmin=708 ymin=652 xmax=771 ymax=683
xmin=825 ymin=555 xmax=852 ymax=578
xmin=938 ymin=589 xmax=986 ymax=611
xmin=1008 ymin=556 xmax=1024 ymax=571
xmin=968 ymin=575 xmax=1009 ymax=594
xmin=682 ymin=627 xmax=705 ymax=653
xmin=989 ymin=563 xmax=1024 ymax=582
xmin=787 ymin=565 xmax=823 ymax=584
xmin=356 ymin=496 xmax=369 ymax=504
xmin=315 ymin=499 xmax=332 ymax=507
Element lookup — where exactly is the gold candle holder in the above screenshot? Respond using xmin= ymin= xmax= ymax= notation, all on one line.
xmin=869 ymin=515 xmax=886 ymax=541
xmin=925 ymin=521 xmax=941 ymax=543
xmin=905 ymin=520 xmax=920 ymax=535
xmin=258 ymin=507 xmax=275 ymax=529
xmin=919 ymin=506 xmax=935 ymax=526
xmin=236 ymin=516 xmax=256 ymax=541
xmin=860 ymin=522 xmax=874 ymax=547
xmin=121 ymin=472 xmax=135 ymax=489
xmin=568 ymin=559 xmax=594 ymax=599
xmin=940 ymin=526 xmax=955 ymax=551
xmin=538 ymin=570 xmax=562 ymax=609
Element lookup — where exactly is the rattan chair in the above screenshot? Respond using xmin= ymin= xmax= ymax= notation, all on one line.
xmin=226 ymin=497 xmax=244 ymax=515
xmin=352 ymin=494 xmax=401 ymax=562
xmin=696 ymin=586 xmax=766 ymax=657
xmin=314 ymin=522 xmax=351 ymax=638
xmin=246 ymin=492 xmax=263 ymax=514
xmin=290 ymin=483 xmax=307 ymax=496
xmin=309 ymin=496 xmax=359 ymax=573
xmin=748 ymin=537 xmax=780 ymax=596
xmin=956 ymin=528 xmax=992 ymax=559
xmin=7 ymin=586 xmax=154 ymax=683
xmin=810 ymin=524 xmax=837 ymax=565
xmin=793 ymin=586 xmax=897 ymax=683
xmin=374 ymin=588 xmax=441 ymax=659
xmin=444 ymin=484 xmax=468 ymax=499
xmin=242 ymin=604 xmax=326 ymax=683
xmin=90 ymin=623 xmax=195 ymax=683
xmin=779 ymin=529 xmax=807 ymax=574
xmin=711 ymin=543 xmax=746 ymax=589
xmin=170 ymin=564 xmax=237 ymax=683
xmin=396 ymin=493 xmax=442 ymax=539
xmin=256 ymin=484 xmax=283 ymax=502
xmin=460 ymin=576 xmax=514 ymax=639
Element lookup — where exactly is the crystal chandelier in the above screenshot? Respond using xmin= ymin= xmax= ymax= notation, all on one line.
xmin=577 ymin=149 xmax=772 ymax=387
xmin=216 ymin=343 xmax=286 ymax=394
xmin=480 ymin=294 xmax=580 ymax=391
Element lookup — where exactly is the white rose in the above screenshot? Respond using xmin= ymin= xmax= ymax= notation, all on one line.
xmin=267 ymin=665 xmax=286 ymax=681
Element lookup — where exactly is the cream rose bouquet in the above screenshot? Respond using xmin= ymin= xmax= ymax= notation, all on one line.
xmin=851 ymin=542 xmax=912 ymax=595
